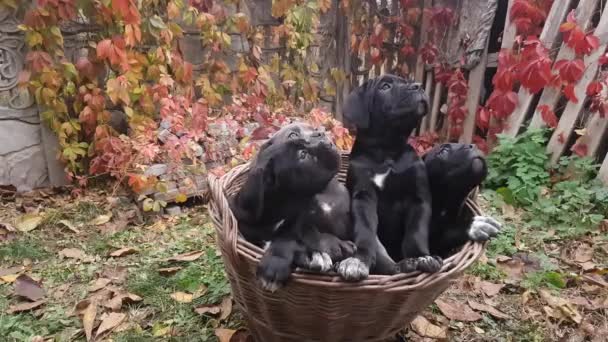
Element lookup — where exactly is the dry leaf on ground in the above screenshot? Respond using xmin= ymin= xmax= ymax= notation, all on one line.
xmin=109 ymin=247 xmax=138 ymax=257
xmin=539 ymin=289 xmax=582 ymax=324
xmin=496 ymin=258 xmax=525 ymax=284
xmin=0 ymin=266 xmax=24 ymax=283
xmin=90 ymin=213 xmax=112 ymax=226
xmin=158 ymin=266 xmax=182 ymax=275
xmin=171 ymin=292 xmax=193 ymax=303
xmin=167 ymin=250 xmax=204 ymax=262
xmin=88 ymin=278 xmax=112 ymax=292
xmin=467 ymin=300 xmax=509 ymax=319
xmin=215 ymin=328 xmax=251 ymax=342
xmin=219 ymin=297 xmax=233 ymax=321
xmin=104 ymin=291 xmax=142 ymax=311
xmin=15 ymin=213 xmax=43 ymax=232
xmin=410 ymin=315 xmax=447 ymax=339
xmin=15 ymin=275 xmax=45 ymax=301
xmin=6 ymin=300 xmax=46 ymax=314
xmin=58 ymin=248 xmax=94 ymax=263
xmin=479 ymin=281 xmax=504 ymax=297
xmin=81 ymin=301 xmax=97 ymax=341
xmin=58 ymin=220 xmax=80 ymax=234
xmin=96 ymin=312 xmax=126 ymax=338
xmin=574 ymin=243 xmax=594 ymax=263
xmin=435 ymin=299 xmax=482 ymax=322
xmin=194 ymin=304 xmax=221 ymax=316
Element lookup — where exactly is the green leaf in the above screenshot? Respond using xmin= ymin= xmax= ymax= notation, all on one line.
xmin=149 ymin=15 xmax=167 ymax=29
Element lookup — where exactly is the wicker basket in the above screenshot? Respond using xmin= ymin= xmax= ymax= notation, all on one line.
xmin=208 ymin=154 xmax=486 ymax=342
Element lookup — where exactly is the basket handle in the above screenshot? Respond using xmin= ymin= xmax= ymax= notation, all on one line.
xmin=207 ymin=169 xmax=241 ymax=266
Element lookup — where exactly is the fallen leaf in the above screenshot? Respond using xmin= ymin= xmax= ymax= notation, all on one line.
xmin=104 ymin=291 xmax=142 ymax=311
xmin=153 ymin=323 xmax=173 ymax=337
xmin=15 ymin=213 xmax=43 ymax=232
xmin=58 ymin=220 xmax=80 ymax=233
xmin=147 ymin=220 xmax=167 ymax=232
xmin=410 ymin=315 xmax=447 ymax=339
xmin=171 ymin=292 xmax=193 ymax=303
xmin=1 ymin=273 xmax=20 ymax=283
xmin=109 ymin=247 xmax=138 ymax=257
xmin=215 ymin=328 xmax=236 ymax=342
xmin=574 ymin=243 xmax=594 ymax=263
xmin=496 ymin=258 xmax=525 ymax=284
xmin=219 ymin=296 xmax=233 ymax=321
xmin=467 ymin=300 xmax=509 ymax=319
xmin=580 ymin=261 xmax=597 ymax=271
xmin=88 ymin=278 xmax=112 ymax=292
xmin=435 ymin=298 xmax=482 ymax=322
xmin=96 ymin=312 xmax=126 ymax=338
xmin=90 ymin=213 xmax=112 ymax=225
xmin=6 ymin=300 xmax=46 ymax=314
xmin=101 ymin=265 xmax=128 ymax=284
xmin=539 ymin=289 xmax=582 ymax=324
xmin=194 ymin=304 xmax=221 ymax=316
xmin=479 ymin=281 xmax=504 ymax=297
xmin=167 ymin=250 xmax=204 ymax=262
xmin=473 ymin=326 xmax=485 ymax=334
xmin=158 ymin=266 xmax=182 ymax=275
xmin=82 ymin=301 xmax=97 ymax=341
xmin=59 ymin=248 xmax=94 ymax=263
xmin=14 ymin=275 xmax=45 ymax=301
xmin=0 ymin=266 xmax=24 ymax=283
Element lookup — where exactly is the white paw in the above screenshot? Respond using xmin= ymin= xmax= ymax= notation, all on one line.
xmin=337 ymin=257 xmax=369 ymax=281
xmin=259 ymin=278 xmax=280 ymax=293
xmin=310 ymin=252 xmax=333 ymax=272
xmin=468 ymin=216 xmax=502 ymax=241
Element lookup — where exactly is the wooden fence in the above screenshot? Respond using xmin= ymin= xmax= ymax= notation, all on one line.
xmin=362 ymin=0 xmax=608 ymax=184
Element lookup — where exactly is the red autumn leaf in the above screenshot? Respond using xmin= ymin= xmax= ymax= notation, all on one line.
xmin=112 ymin=0 xmax=140 ymax=25
xmin=400 ymin=45 xmax=415 ymax=57
xmin=518 ymin=42 xmax=552 ymax=93
xmin=563 ymin=83 xmax=578 ymax=103
xmin=599 ymin=53 xmax=608 ymax=66
xmin=581 ymin=34 xmax=600 ymax=55
xmin=421 ymin=43 xmax=438 ymax=65
xmin=487 ymin=90 xmax=518 ymax=118
xmin=400 ymin=23 xmax=415 ymax=39
xmin=96 ymin=36 xmax=128 ymax=70
xmin=239 ymin=67 xmax=258 ymax=85
xmin=472 ymin=135 xmax=489 ymax=155
xmin=26 ymin=51 xmax=53 ymax=72
xmin=251 ymin=126 xmax=278 ymax=140
xmin=586 ymin=81 xmax=603 ymax=96
xmin=538 ymin=104 xmax=558 ymax=128
xmin=448 ymin=105 xmax=467 ymax=121
xmin=571 ymin=141 xmax=588 ymax=157
xmin=449 ymin=124 xmax=463 ymax=139
xmin=557 ymin=132 xmax=566 ymax=144
xmin=559 ymin=10 xmax=577 ymax=39
xmin=476 ymin=106 xmax=490 ymax=130
xmin=554 ymin=59 xmax=585 ymax=83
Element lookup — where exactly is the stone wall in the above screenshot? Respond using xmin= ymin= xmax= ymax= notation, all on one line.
xmin=0 ymin=7 xmax=66 ymax=192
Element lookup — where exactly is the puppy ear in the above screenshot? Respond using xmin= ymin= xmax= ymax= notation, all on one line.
xmin=231 ymin=159 xmax=275 ymax=223
xmin=343 ymin=80 xmax=372 ymax=130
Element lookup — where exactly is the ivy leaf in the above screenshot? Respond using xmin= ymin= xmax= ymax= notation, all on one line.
xmin=586 ymin=81 xmax=603 ymax=97
xmin=106 ymin=76 xmax=131 ymax=105
xmin=554 ymin=59 xmax=584 ymax=84
xmin=538 ymin=105 xmax=558 ymax=129
xmin=563 ymin=83 xmax=578 ymax=103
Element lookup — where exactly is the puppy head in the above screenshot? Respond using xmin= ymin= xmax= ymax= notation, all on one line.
xmin=343 ymin=74 xmax=429 ymax=135
xmin=423 ymin=143 xmax=487 ymax=194
xmin=231 ymin=133 xmax=340 ymax=223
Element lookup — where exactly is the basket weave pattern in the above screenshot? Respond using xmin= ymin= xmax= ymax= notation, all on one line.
xmin=208 ymin=154 xmax=486 ymax=342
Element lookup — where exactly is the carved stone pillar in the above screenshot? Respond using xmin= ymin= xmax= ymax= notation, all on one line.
xmin=0 ymin=7 xmax=56 ymax=191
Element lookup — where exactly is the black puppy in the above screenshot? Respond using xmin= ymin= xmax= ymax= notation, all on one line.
xmin=230 ymin=123 xmax=355 ymax=291
xmin=423 ymin=143 xmax=501 ymax=257
xmin=338 ymin=74 xmax=441 ymax=281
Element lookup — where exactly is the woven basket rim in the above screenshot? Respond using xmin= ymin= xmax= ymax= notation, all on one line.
xmin=207 ymin=155 xmax=486 ymax=291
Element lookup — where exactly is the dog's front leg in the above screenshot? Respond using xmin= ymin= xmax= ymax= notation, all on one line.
xmin=399 ymin=171 xmax=442 ymax=273
xmin=337 ymin=189 xmax=378 ymax=281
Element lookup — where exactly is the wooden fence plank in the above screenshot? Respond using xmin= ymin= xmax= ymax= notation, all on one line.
xmin=460 ymin=43 xmax=489 ymax=144
xmin=583 ymin=112 xmax=608 ymax=157
xmin=528 ymin=0 xmax=600 ymax=129
xmin=429 ymin=82 xmax=443 ymax=133
xmin=504 ymin=0 xmax=575 ymax=136
xmin=488 ymin=0 xmax=516 ymax=148
xmin=420 ymin=71 xmax=434 ymax=133
xmin=546 ymin=7 xmax=608 ymax=164
xmin=599 ymin=153 xmax=608 ymax=185
xmin=414 ymin=0 xmax=433 ymax=83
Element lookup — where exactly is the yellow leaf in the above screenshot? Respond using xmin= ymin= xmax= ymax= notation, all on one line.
xmin=15 ymin=213 xmax=43 ymax=232
xmin=170 ymin=292 xmax=193 ymax=303
xmin=90 ymin=213 xmax=112 ymax=225
xmin=214 ymin=328 xmax=236 ymax=342
xmin=175 ymin=193 xmax=188 ymax=203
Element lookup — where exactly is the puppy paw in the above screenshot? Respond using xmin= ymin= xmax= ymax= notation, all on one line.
xmin=468 ymin=216 xmax=502 ymax=241
xmin=396 ymin=258 xmax=418 ymax=273
xmin=415 ymin=255 xmax=443 ymax=273
xmin=256 ymin=256 xmax=292 ymax=293
xmin=337 ymin=257 xmax=369 ymax=281
xmin=309 ymin=252 xmax=333 ymax=272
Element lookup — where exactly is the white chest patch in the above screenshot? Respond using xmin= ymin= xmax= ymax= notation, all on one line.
xmin=319 ymin=201 xmax=332 ymax=214
xmin=372 ymin=169 xmax=391 ymax=189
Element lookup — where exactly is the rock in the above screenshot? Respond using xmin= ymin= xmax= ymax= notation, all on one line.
xmin=145 ymin=164 xmax=168 ymax=177
xmin=188 ymin=141 xmax=204 ymax=157
xmin=160 ymin=119 xmax=172 ymax=130
xmin=165 ymin=205 xmax=182 ymax=216
xmin=108 ymin=110 xmax=129 ymax=135
xmin=157 ymin=129 xmax=173 ymax=143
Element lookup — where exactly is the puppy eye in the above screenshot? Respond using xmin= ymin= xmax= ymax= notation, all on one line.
xmin=288 ymin=132 xmax=299 ymax=139
xmin=298 ymin=150 xmax=308 ymax=160
xmin=381 ymin=83 xmax=391 ymax=90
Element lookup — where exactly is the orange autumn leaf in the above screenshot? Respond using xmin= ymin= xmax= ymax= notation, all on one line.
xmin=106 ymin=75 xmax=131 ymax=105
xmin=97 ymin=36 xmax=129 ymax=70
